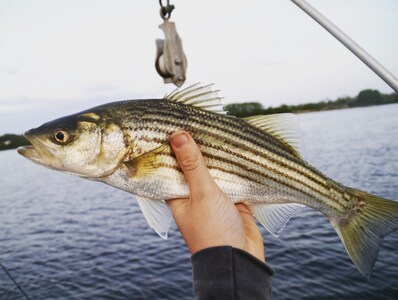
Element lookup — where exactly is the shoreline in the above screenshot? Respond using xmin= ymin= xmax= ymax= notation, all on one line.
xmin=1 ymin=98 xmax=397 ymax=151
xmin=224 ymin=89 xmax=397 ymax=118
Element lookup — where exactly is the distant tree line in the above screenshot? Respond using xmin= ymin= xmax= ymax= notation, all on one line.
xmin=224 ymin=89 xmax=398 ymax=117
xmin=1 ymin=89 xmax=397 ymax=151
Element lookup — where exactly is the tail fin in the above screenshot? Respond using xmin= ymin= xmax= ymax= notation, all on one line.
xmin=331 ymin=188 xmax=398 ymax=277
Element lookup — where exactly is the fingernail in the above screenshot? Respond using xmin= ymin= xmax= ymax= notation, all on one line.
xmin=170 ymin=132 xmax=189 ymax=148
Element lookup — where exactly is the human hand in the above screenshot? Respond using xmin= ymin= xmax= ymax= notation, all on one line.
xmin=167 ymin=131 xmax=265 ymax=262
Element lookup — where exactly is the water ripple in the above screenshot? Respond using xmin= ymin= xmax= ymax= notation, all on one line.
xmin=1 ymin=104 xmax=398 ymax=299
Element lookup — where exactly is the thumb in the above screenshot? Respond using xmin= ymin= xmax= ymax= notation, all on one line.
xmin=169 ymin=131 xmax=218 ymax=198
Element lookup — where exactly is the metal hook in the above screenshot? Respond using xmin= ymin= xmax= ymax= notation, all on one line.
xmin=159 ymin=0 xmax=174 ymax=20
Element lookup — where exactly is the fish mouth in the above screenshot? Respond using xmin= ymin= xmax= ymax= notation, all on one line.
xmin=17 ymin=145 xmax=43 ymax=164
xmin=17 ymin=138 xmax=65 ymax=173
xmin=17 ymin=130 xmax=48 ymax=164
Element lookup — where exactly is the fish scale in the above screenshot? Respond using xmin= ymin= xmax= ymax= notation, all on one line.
xmin=120 ymin=103 xmax=346 ymax=213
xmin=133 ymin=104 xmax=329 ymax=189
xmin=17 ymin=83 xmax=398 ymax=277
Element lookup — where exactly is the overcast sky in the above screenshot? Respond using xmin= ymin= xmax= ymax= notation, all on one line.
xmin=0 ymin=0 xmax=397 ymax=134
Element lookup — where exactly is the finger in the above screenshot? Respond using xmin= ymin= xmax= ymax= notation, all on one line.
xmin=236 ymin=203 xmax=259 ymax=232
xmin=236 ymin=203 xmax=252 ymax=215
xmin=236 ymin=203 xmax=264 ymax=246
xmin=236 ymin=203 xmax=257 ymax=226
xmin=169 ymin=131 xmax=218 ymax=197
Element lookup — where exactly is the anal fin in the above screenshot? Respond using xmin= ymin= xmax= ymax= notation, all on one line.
xmin=136 ymin=196 xmax=172 ymax=239
xmin=250 ymin=203 xmax=304 ymax=237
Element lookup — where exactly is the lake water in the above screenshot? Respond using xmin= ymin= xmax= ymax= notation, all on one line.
xmin=1 ymin=104 xmax=398 ymax=300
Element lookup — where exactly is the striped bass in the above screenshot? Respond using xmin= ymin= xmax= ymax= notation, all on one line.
xmin=17 ymin=83 xmax=398 ymax=277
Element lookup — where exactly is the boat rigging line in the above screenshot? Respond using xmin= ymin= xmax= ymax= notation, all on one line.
xmin=291 ymin=0 xmax=398 ymax=93
xmin=0 ymin=262 xmax=32 ymax=300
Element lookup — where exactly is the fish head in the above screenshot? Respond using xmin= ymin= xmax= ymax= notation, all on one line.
xmin=17 ymin=111 xmax=128 ymax=178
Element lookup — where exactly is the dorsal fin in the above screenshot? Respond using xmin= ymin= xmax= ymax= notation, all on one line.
xmin=164 ymin=83 xmax=226 ymax=114
xmin=244 ymin=114 xmax=304 ymax=158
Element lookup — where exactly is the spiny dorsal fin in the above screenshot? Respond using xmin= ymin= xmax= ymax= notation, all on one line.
xmin=164 ymin=83 xmax=226 ymax=114
xmin=244 ymin=114 xmax=305 ymax=158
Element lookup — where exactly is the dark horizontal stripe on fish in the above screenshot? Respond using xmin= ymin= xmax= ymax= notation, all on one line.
xmin=131 ymin=101 xmax=302 ymax=163
xmin=201 ymin=149 xmax=343 ymax=209
xmin=203 ymin=145 xmax=326 ymax=192
xmin=136 ymin=114 xmax=307 ymax=177
xmin=135 ymin=136 xmax=336 ymax=208
xmin=114 ymin=101 xmax=349 ymax=211
xmin=132 ymin=124 xmax=331 ymax=199
xmin=150 ymin=106 xmax=297 ymax=159
xmin=143 ymin=155 xmax=308 ymax=200
xmin=135 ymin=129 xmax=349 ymax=211
xmin=202 ymin=139 xmax=329 ymax=190
xmin=151 ymin=160 xmax=267 ymax=187
xmin=134 ymin=123 xmax=330 ymax=191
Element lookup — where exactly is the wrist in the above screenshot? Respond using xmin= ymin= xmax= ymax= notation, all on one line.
xmin=191 ymin=246 xmax=272 ymax=274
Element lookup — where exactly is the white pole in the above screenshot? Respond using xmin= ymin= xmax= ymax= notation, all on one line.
xmin=291 ymin=0 xmax=398 ymax=93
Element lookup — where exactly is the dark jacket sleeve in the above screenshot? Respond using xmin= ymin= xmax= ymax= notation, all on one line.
xmin=191 ymin=246 xmax=273 ymax=300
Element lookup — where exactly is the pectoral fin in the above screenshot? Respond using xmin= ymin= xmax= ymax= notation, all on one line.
xmin=124 ymin=144 xmax=172 ymax=178
xmin=250 ymin=203 xmax=304 ymax=237
xmin=136 ymin=196 xmax=172 ymax=239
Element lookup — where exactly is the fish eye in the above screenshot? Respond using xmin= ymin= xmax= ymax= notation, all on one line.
xmin=53 ymin=130 xmax=70 ymax=144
